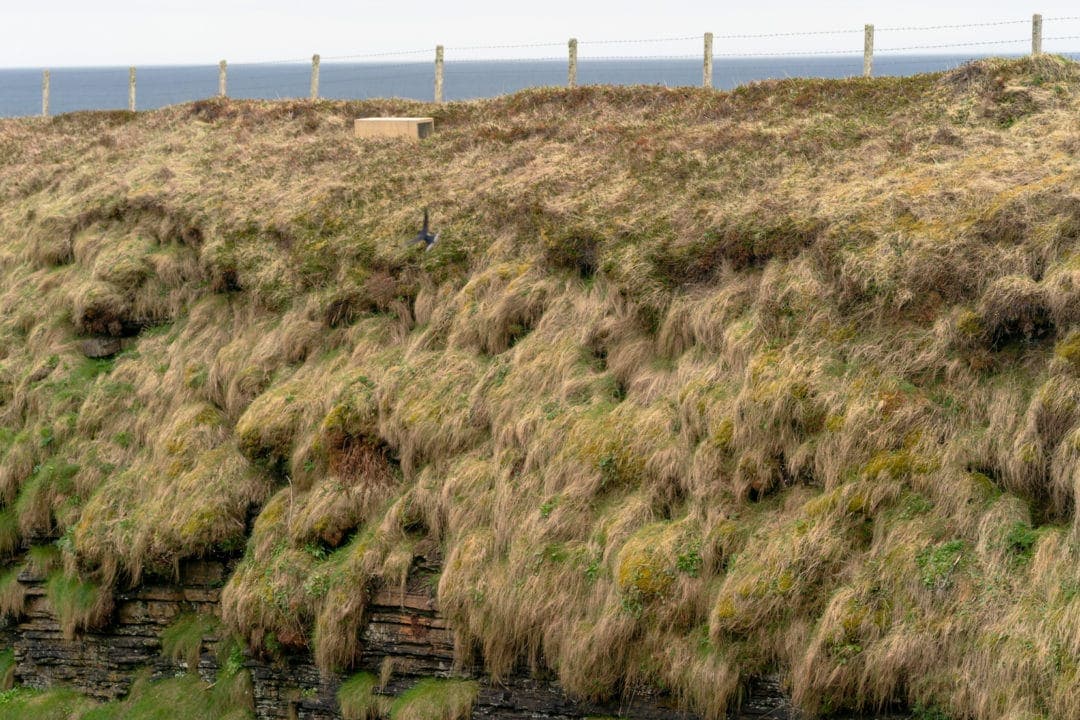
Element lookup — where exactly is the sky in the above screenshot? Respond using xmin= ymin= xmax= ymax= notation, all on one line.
xmin=1 ymin=1 xmax=1078 ymax=68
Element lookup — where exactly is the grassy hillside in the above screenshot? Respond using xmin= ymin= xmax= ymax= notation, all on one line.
xmin=0 ymin=55 xmax=1079 ymax=719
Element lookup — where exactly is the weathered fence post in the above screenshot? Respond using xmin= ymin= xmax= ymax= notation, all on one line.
xmin=1032 ymin=14 xmax=1043 ymax=55
xmin=568 ymin=38 xmax=578 ymax=87
xmin=703 ymin=32 xmax=714 ymax=88
xmin=863 ymin=24 xmax=874 ymax=77
xmin=42 ymin=70 xmax=50 ymax=117
xmin=310 ymin=54 xmax=320 ymax=100
xmin=219 ymin=60 xmax=227 ymax=98
xmin=128 ymin=67 xmax=136 ymax=111
xmin=435 ymin=45 xmax=445 ymax=103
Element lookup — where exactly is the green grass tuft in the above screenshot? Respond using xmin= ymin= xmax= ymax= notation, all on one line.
xmin=81 ymin=670 xmax=252 ymax=720
xmin=0 ymin=649 xmax=14 ymax=691
xmin=337 ymin=672 xmax=379 ymax=720
xmin=160 ymin=612 xmax=220 ymax=671
xmin=45 ymin=572 xmax=111 ymax=639
xmin=389 ymin=679 xmax=478 ymax=720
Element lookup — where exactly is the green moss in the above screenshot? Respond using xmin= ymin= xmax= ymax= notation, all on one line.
xmin=616 ymin=526 xmax=679 ymax=607
xmin=390 ymin=679 xmax=478 ymax=720
xmin=861 ymin=450 xmax=935 ymax=481
xmin=712 ymin=418 xmax=735 ymax=452
xmin=235 ymin=382 xmax=312 ymax=468
xmin=968 ymin=471 xmax=1002 ymax=504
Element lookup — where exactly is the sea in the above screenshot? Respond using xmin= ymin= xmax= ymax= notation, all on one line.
xmin=0 ymin=54 xmax=1073 ymax=118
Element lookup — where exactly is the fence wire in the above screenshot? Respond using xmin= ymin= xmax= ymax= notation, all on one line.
xmin=4 ymin=15 xmax=1080 ymax=117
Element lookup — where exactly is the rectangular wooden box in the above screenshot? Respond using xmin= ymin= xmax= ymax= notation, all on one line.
xmin=354 ymin=117 xmax=434 ymax=140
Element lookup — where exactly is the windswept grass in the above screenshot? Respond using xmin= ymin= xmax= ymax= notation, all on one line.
xmin=81 ymin=670 xmax=253 ymax=720
xmin=0 ymin=55 xmax=1078 ymax=719
xmin=338 ymin=672 xmax=380 ymax=720
xmin=45 ymin=571 xmax=112 ymax=639
xmin=160 ymin=612 xmax=220 ymax=671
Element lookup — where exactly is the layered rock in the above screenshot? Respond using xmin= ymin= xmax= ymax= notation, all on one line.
xmin=4 ymin=558 xmax=795 ymax=719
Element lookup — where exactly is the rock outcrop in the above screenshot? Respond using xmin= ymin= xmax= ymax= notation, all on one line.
xmin=4 ymin=557 xmax=796 ymax=719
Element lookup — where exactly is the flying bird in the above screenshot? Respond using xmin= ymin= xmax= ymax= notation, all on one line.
xmin=405 ymin=208 xmax=440 ymax=251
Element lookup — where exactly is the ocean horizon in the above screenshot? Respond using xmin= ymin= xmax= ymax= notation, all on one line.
xmin=0 ymin=53 xmax=1076 ymax=118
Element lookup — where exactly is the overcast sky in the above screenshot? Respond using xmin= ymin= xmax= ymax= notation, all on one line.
xmin=2 ymin=1 xmax=1078 ymax=68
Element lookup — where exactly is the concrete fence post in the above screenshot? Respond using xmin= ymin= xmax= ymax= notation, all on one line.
xmin=863 ymin=24 xmax=874 ymax=78
xmin=310 ymin=54 xmax=320 ymax=100
xmin=1032 ymin=14 xmax=1043 ymax=55
xmin=435 ymin=45 xmax=445 ymax=103
xmin=703 ymin=32 xmax=714 ymax=88
xmin=219 ymin=60 xmax=227 ymax=98
xmin=42 ymin=70 xmax=50 ymax=118
xmin=568 ymin=38 xmax=578 ymax=88
xmin=128 ymin=67 xmax=136 ymax=111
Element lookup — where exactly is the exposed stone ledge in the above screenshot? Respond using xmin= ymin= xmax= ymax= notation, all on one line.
xmin=4 ymin=558 xmax=798 ymax=719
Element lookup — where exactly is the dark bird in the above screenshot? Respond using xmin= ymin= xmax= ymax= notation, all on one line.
xmin=405 ymin=207 xmax=440 ymax=251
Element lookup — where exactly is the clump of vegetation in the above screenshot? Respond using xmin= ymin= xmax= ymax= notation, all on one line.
xmin=45 ymin=572 xmax=112 ymax=639
xmin=0 ymin=649 xmax=14 ymax=691
xmin=83 ymin=669 xmax=252 ymax=720
xmin=337 ymin=672 xmax=380 ymax=720
xmin=0 ymin=55 xmax=1078 ymax=720
xmin=389 ymin=679 xmax=477 ymax=720
xmin=160 ymin=612 xmax=220 ymax=671
xmin=1057 ymin=330 xmax=1080 ymax=372
xmin=0 ymin=567 xmax=25 ymax=620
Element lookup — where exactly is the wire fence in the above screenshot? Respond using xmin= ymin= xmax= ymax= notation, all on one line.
xmin=2 ymin=13 xmax=1078 ymax=118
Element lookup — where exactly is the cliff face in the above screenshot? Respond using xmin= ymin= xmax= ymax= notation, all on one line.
xmin=0 ymin=55 xmax=1079 ymax=720
xmin=5 ymin=556 xmax=794 ymax=719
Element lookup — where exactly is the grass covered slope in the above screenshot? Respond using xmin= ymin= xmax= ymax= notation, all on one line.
xmin=0 ymin=55 xmax=1079 ymax=719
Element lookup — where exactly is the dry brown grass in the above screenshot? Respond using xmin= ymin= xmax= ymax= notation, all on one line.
xmin=0 ymin=54 xmax=1079 ymax=718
